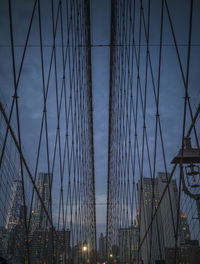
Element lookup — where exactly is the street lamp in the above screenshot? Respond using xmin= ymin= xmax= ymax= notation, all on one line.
xmin=81 ymin=241 xmax=89 ymax=264
xmin=82 ymin=245 xmax=88 ymax=252
xmin=108 ymin=253 xmax=113 ymax=264
xmin=171 ymin=137 xmax=200 ymax=220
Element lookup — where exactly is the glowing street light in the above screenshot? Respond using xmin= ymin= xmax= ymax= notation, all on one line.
xmin=82 ymin=241 xmax=88 ymax=253
xmin=82 ymin=245 xmax=88 ymax=252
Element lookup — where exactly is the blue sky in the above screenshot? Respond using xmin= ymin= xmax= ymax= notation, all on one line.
xmin=91 ymin=0 xmax=110 ymax=233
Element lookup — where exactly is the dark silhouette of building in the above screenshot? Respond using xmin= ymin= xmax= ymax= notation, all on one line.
xmin=31 ymin=172 xmax=51 ymax=231
xmin=7 ymin=206 xmax=27 ymax=264
xmin=165 ymin=240 xmax=200 ymax=264
xmin=29 ymin=172 xmax=52 ymax=263
xmin=6 ymin=179 xmax=24 ymax=231
xmin=118 ymin=224 xmax=139 ymax=263
xmin=138 ymin=173 xmax=191 ymax=264
xmin=99 ymin=233 xmax=106 ymax=261
xmin=0 ymin=227 xmax=6 ymax=259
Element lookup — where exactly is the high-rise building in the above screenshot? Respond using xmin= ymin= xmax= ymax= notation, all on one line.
xmin=118 ymin=224 xmax=139 ymax=263
xmin=138 ymin=177 xmax=165 ymax=264
xmin=157 ymin=172 xmax=179 ymax=248
xmin=157 ymin=172 xmax=191 ymax=246
xmin=137 ymin=173 xmax=191 ymax=264
xmin=165 ymin=240 xmax=200 ymax=264
xmin=99 ymin=233 xmax=106 ymax=261
xmin=6 ymin=179 xmax=24 ymax=230
xmin=7 ymin=205 xmax=27 ymax=264
xmin=30 ymin=172 xmax=52 ymax=263
xmin=29 ymin=229 xmax=53 ymax=264
xmin=32 ymin=172 xmax=51 ymax=231
xmin=56 ymin=229 xmax=71 ymax=263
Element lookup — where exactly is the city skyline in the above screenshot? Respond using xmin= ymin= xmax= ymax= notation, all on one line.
xmin=0 ymin=0 xmax=200 ymax=263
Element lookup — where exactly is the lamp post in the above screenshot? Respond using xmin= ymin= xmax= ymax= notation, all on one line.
xmin=171 ymin=137 xmax=200 ymax=222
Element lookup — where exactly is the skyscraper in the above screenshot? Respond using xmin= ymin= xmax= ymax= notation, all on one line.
xmin=137 ymin=173 xmax=191 ymax=264
xmin=165 ymin=240 xmax=200 ymax=264
xmin=7 ymin=205 xmax=27 ymax=264
xmin=138 ymin=177 xmax=165 ymax=264
xmin=56 ymin=229 xmax=71 ymax=263
xmin=157 ymin=172 xmax=179 ymax=248
xmin=99 ymin=233 xmax=106 ymax=261
xmin=6 ymin=179 xmax=24 ymax=230
xmin=30 ymin=172 xmax=52 ymax=264
xmin=118 ymin=224 xmax=139 ymax=263
xmin=32 ymin=172 xmax=51 ymax=230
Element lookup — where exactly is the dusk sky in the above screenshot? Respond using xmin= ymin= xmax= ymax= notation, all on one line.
xmin=0 ymin=0 xmax=200 ymax=238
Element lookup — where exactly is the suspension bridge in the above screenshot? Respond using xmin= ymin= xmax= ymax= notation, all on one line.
xmin=0 ymin=0 xmax=200 ymax=263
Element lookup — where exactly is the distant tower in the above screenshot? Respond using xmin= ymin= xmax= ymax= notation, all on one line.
xmin=6 ymin=176 xmax=24 ymax=230
xmin=157 ymin=172 xmax=179 ymax=248
xmin=32 ymin=172 xmax=51 ymax=230
xmin=99 ymin=233 xmax=106 ymax=260
xmin=138 ymin=177 xmax=165 ymax=264
xmin=29 ymin=173 xmax=52 ymax=263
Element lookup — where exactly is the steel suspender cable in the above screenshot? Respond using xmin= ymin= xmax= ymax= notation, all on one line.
xmin=106 ymin=1 xmax=200 ymax=264
xmin=0 ymin=0 xmax=96 ymax=263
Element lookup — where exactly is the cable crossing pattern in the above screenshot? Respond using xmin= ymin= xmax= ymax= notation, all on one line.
xmin=0 ymin=1 xmax=200 ymax=264
xmin=0 ymin=0 xmax=96 ymax=263
xmin=106 ymin=0 xmax=200 ymax=264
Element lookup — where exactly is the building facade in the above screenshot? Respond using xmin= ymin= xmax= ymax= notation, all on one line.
xmin=165 ymin=240 xmax=200 ymax=264
xmin=137 ymin=173 xmax=191 ymax=264
xmin=138 ymin=177 xmax=165 ymax=264
xmin=31 ymin=172 xmax=51 ymax=231
xmin=118 ymin=224 xmax=139 ymax=263
xmin=99 ymin=233 xmax=106 ymax=261
xmin=30 ymin=172 xmax=52 ymax=263
xmin=6 ymin=179 xmax=24 ymax=230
